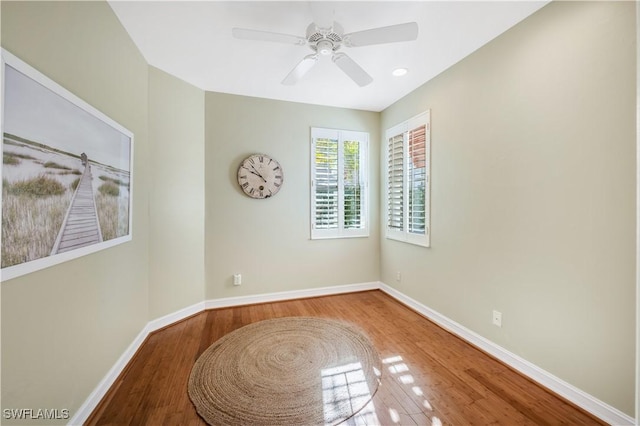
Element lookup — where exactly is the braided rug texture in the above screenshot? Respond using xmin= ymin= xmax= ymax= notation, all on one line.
xmin=188 ymin=316 xmax=382 ymax=425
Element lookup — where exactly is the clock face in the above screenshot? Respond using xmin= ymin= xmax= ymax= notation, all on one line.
xmin=237 ymin=154 xmax=284 ymax=199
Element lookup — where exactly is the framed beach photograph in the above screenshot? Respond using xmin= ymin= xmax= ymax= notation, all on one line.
xmin=1 ymin=49 xmax=133 ymax=281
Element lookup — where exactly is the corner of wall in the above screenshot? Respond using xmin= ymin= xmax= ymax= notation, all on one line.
xmin=148 ymin=66 xmax=206 ymax=320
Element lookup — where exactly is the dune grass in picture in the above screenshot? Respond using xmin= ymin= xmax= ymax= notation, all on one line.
xmin=4 ymin=151 xmax=35 ymax=165
xmin=2 ymin=177 xmax=73 ymax=268
xmin=96 ymin=176 xmax=130 ymax=241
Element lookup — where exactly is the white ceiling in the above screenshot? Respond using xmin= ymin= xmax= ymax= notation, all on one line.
xmin=109 ymin=1 xmax=548 ymax=112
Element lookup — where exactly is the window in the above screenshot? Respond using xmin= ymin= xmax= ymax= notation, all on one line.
xmin=385 ymin=111 xmax=430 ymax=247
xmin=311 ymin=128 xmax=369 ymax=239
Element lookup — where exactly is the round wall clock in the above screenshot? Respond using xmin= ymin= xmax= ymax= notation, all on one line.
xmin=237 ymin=154 xmax=284 ymax=199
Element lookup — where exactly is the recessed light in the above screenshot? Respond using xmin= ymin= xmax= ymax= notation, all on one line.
xmin=392 ymin=68 xmax=408 ymax=77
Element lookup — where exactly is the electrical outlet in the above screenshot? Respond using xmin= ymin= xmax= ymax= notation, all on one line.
xmin=396 ymin=272 xmax=402 ymax=282
xmin=492 ymin=310 xmax=502 ymax=327
xmin=233 ymin=274 xmax=242 ymax=286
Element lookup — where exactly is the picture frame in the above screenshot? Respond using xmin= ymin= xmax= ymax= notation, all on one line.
xmin=1 ymin=49 xmax=134 ymax=281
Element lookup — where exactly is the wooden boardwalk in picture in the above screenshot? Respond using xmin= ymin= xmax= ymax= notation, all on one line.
xmin=51 ymin=163 xmax=103 ymax=255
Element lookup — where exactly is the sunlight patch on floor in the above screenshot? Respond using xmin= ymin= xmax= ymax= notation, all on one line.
xmin=389 ymin=408 xmax=400 ymax=423
xmin=382 ymin=355 xmax=434 ymax=421
xmin=321 ymin=362 xmax=379 ymax=425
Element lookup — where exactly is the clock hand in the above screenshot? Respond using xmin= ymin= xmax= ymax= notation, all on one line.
xmin=242 ymin=166 xmax=267 ymax=182
xmin=249 ymin=165 xmax=267 ymax=182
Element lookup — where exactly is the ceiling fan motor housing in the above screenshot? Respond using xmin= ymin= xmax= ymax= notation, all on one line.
xmin=306 ymin=22 xmax=343 ymax=54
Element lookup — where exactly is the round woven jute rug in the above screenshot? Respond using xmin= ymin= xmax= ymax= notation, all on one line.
xmin=188 ymin=316 xmax=382 ymax=426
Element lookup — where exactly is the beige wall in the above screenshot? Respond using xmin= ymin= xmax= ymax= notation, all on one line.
xmin=1 ymin=1 xmax=150 ymax=423
xmin=149 ymin=67 xmax=205 ymax=318
xmin=205 ymin=93 xmax=380 ymax=299
xmin=380 ymin=1 xmax=636 ymax=415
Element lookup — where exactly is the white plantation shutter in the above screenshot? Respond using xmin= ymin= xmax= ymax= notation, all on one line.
xmin=311 ymin=128 xmax=368 ymax=239
xmin=385 ymin=110 xmax=430 ymax=247
xmin=343 ymin=140 xmax=362 ymax=229
xmin=387 ymin=134 xmax=404 ymax=231
xmin=408 ymin=125 xmax=427 ymax=235
xmin=314 ymin=136 xmax=339 ymax=230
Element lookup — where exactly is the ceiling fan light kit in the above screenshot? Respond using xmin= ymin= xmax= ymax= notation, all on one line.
xmin=232 ymin=5 xmax=418 ymax=87
xmin=316 ymin=40 xmax=334 ymax=56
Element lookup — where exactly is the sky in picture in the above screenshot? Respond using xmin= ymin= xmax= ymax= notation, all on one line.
xmin=3 ymin=64 xmax=130 ymax=171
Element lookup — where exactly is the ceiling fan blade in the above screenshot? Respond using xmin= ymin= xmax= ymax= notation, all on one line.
xmin=232 ymin=28 xmax=306 ymax=46
xmin=332 ymin=53 xmax=373 ymax=87
xmin=282 ymin=54 xmax=318 ymax=85
xmin=343 ymin=22 xmax=418 ymax=47
xmin=309 ymin=2 xmax=334 ymax=30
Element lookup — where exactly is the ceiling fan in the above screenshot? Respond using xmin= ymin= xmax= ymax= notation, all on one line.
xmin=232 ymin=4 xmax=418 ymax=87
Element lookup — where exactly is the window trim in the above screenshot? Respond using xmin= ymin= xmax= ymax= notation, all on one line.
xmin=311 ymin=127 xmax=369 ymax=240
xmin=385 ymin=110 xmax=431 ymax=247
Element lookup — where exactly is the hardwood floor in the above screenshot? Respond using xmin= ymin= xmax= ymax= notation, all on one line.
xmin=87 ymin=290 xmax=604 ymax=425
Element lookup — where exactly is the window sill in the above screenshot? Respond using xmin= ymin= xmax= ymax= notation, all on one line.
xmin=311 ymin=232 xmax=370 ymax=240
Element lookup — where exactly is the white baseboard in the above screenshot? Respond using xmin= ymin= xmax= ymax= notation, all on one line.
xmin=204 ymin=281 xmax=379 ymax=309
xmin=68 ymin=325 xmax=149 ymax=425
xmin=69 ymin=302 xmax=207 ymax=425
xmin=378 ymin=282 xmax=636 ymax=426
xmin=69 ymin=281 xmax=634 ymax=426
xmin=147 ymin=301 xmax=205 ymax=333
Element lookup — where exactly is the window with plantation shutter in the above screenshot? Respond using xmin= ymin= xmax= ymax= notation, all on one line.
xmin=311 ymin=128 xmax=369 ymax=239
xmin=385 ymin=111 xmax=430 ymax=247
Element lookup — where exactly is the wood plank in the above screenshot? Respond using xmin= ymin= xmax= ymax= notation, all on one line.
xmin=86 ymin=291 xmax=605 ymax=425
xmin=62 ymin=228 xmax=99 ymax=238
xmin=59 ymin=234 xmax=101 ymax=249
